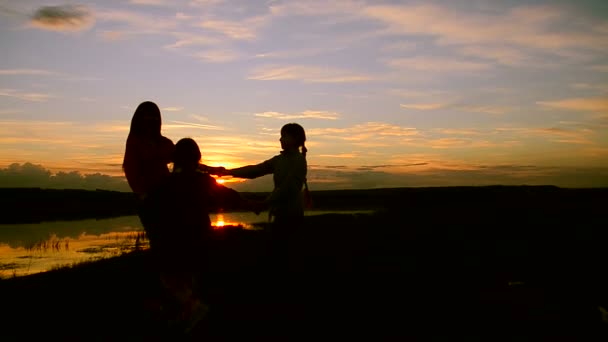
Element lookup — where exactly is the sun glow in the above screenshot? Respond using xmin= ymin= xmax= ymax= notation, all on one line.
xmin=214 ymin=214 xmax=226 ymax=228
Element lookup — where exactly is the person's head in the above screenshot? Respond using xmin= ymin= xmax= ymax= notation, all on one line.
xmin=173 ymin=138 xmax=201 ymax=171
xmin=280 ymin=123 xmax=307 ymax=156
xmin=128 ymin=101 xmax=162 ymax=138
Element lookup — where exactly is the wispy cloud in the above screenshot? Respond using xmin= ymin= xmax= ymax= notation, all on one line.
xmin=457 ymin=105 xmax=512 ymax=115
xmin=308 ymin=122 xmax=419 ymax=141
xmin=198 ymin=16 xmax=267 ymax=40
xmin=269 ymin=1 xmax=363 ymax=17
xmin=255 ymin=110 xmax=339 ymax=120
xmin=457 ymin=45 xmax=532 ymax=66
xmin=589 ymin=65 xmax=608 ymax=72
xmin=318 ymin=153 xmax=358 ymax=158
xmin=128 ymin=0 xmax=172 ymax=6
xmin=194 ymin=49 xmax=240 ymax=63
xmin=526 ymin=127 xmax=595 ymax=145
xmin=400 ymin=103 xmax=445 ymax=110
xmin=400 ymin=102 xmax=511 ymax=114
xmin=98 ymin=30 xmax=126 ymax=41
xmin=0 ymin=69 xmax=59 ymax=76
xmin=255 ymin=46 xmax=345 ymax=59
xmin=189 ymin=0 xmax=225 ymax=7
xmin=162 ymin=106 xmax=184 ymax=112
xmin=386 ymin=56 xmax=491 ymax=73
xmin=165 ymin=120 xmax=224 ymax=130
xmin=164 ymin=32 xmax=220 ymax=49
xmin=248 ymin=65 xmax=372 ymax=83
xmin=537 ymin=97 xmax=608 ymax=112
xmin=30 ymin=5 xmax=95 ymax=32
xmin=96 ymin=9 xmax=177 ymax=34
xmin=0 ymin=89 xmax=53 ymax=102
xmin=364 ymin=3 xmax=608 ymax=63
xmin=0 ymin=109 xmax=22 ymax=115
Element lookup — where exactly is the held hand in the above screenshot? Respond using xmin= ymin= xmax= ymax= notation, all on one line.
xmin=207 ymin=166 xmax=227 ymax=176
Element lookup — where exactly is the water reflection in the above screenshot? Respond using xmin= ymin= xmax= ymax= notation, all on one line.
xmin=0 ymin=210 xmax=371 ymax=277
xmin=0 ymin=231 xmax=148 ymax=278
xmin=0 ymin=213 xmax=256 ymax=278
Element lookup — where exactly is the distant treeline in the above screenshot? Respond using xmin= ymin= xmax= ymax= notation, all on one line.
xmin=0 ymin=185 xmax=606 ymax=224
xmin=0 ymin=188 xmax=140 ymax=224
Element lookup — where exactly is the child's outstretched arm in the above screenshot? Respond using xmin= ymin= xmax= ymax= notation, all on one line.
xmin=225 ymin=157 xmax=275 ymax=179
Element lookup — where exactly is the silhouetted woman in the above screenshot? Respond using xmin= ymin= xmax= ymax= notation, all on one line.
xmin=122 ymin=101 xmax=223 ymax=243
xmin=224 ymin=123 xmax=311 ymax=233
xmin=123 ymin=101 xmax=173 ymax=199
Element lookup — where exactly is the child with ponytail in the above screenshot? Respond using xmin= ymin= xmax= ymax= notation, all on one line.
xmin=223 ymin=123 xmax=311 ymax=232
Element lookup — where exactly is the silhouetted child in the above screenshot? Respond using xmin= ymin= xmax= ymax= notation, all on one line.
xmin=145 ymin=137 xmax=254 ymax=333
xmin=224 ymin=123 xmax=311 ymax=242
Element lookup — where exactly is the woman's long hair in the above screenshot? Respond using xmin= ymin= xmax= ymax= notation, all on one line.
xmin=127 ymin=101 xmax=162 ymax=139
xmin=123 ymin=101 xmax=162 ymax=171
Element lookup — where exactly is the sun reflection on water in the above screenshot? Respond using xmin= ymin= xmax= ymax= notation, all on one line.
xmin=0 ymin=231 xmax=149 ymax=278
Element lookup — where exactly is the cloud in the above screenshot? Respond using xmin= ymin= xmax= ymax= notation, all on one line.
xmin=255 ymin=110 xmax=339 ymax=120
xmin=255 ymin=46 xmax=344 ymax=59
xmin=457 ymin=105 xmax=511 ymax=115
xmin=128 ymin=0 xmax=172 ymax=6
xmin=0 ymin=69 xmax=59 ymax=76
xmin=0 ymin=120 xmax=129 ymax=176
xmin=164 ymin=32 xmax=220 ymax=49
xmin=365 ymin=4 xmax=607 ymax=49
xmin=318 ymin=153 xmax=357 ymax=158
xmin=527 ymin=127 xmax=595 ymax=145
xmin=456 ymin=45 xmax=532 ymax=66
xmin=308 ymin=122 xmax=419 ymax=147
xmin=386 ymin=56 xmax=491 ymax=73
xmin=98 ymin=30 xmax=126 ymax=41
xmin=269 ymin=1 xmax=363 ymax=17
xmin=0 ymin=163 xmax=130 ymax=192
xmin=435 ymin=129 xmax=484 ymax=136
xmin=589 ymin=65 xmax=608 ymax=72
xmin=400 ymin=103 xmax=445 ymax=110
xmin=194 ymin=49 xmax=240 ymax=63
xmin=248 ymin=65 xmax=372 ymax=83
xmin=0 ymin=109 xmax=22 ymax=115
xmin=96 ymin=9 xmax=177 ymax=34
xmin=0 ymin=89 xmax=53 ymax=102
xmin=302 ymin=164 xmax=608 ymax=189
xmin=189 ymin=0 xmax=225 ymax=7
xmin=537 ymin=97 xmax=608 ymax=112
xmin=162 ymin=106 xmax=184 ymax=112
xmin=164 ymin=120 xmax=224 ymax=131
xmin=30 ymin=5 xmax=94 ymax=32
xmin=198 ymin=16 xmax=267 ymax=40
xmin=570 ymin=83 xmax=608 ymax=93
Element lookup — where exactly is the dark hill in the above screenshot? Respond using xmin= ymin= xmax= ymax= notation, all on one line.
xmin=0 ymin=186 xmax=607 ymax=340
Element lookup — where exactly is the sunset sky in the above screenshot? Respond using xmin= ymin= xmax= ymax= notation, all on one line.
xmin=1 ymin=0 xmax=607 ymax=191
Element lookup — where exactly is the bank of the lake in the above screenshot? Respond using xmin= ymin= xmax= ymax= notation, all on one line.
xmin=1 ymin=186 xmax=607 ymax=340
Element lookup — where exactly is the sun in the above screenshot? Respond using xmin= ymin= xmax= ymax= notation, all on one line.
xmin=216 ymin=178 xmax=225 ymax=185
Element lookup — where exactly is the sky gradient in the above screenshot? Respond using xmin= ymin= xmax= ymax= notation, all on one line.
xmin=1 ymin=0 xmax=607 ymax=191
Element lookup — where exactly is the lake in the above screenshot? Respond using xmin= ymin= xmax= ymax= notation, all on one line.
xmin=0 ymin=210 xmax=371 ymax=278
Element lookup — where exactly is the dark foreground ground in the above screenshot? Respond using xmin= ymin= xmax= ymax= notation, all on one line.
xmin=1 ymin=186 xmax=607 ymax=340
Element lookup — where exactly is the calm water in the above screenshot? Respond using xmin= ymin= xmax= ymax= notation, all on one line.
xmin=0 ymin=210 xmax=370 ymax=278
